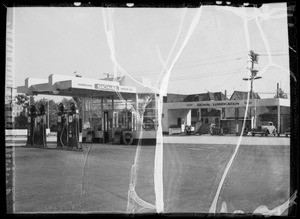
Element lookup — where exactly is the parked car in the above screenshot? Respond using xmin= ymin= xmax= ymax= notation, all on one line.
xmin=251 ymin=121 xmax=277 ymax=137
xmin=251 ymin=126 xmax=269 ymax=137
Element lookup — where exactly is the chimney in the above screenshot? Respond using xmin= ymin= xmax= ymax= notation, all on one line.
xmin=224 ymin=90 xmax=227 ymax=99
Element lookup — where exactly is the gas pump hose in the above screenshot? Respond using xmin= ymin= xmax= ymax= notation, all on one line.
xmin=32 ymin=118 xmax=40 ymax=147
xmin=60 ymin=122 xmax=68 ymax=148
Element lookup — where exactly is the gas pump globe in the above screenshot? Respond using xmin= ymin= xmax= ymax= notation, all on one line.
xmin=29 ymin=105 xmax=37 ymax=117
xmin=58 ymin=103 xmax=64 ymax=114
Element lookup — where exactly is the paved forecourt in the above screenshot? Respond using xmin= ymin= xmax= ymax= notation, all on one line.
xmin=10 ymin=134 xmax=291 ymax=213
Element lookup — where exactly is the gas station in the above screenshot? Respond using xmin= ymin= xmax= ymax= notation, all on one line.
xmin=162 ymin=96 xmax=290 ymax=136
xmin=17 ymin=74 xmax=159 ymax=148
xmin=16 ymin=73 xmax=291 ymax=150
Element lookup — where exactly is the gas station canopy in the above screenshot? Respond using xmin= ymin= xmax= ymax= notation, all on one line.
xmin=17 ymin=74 xmax=157 ymax=99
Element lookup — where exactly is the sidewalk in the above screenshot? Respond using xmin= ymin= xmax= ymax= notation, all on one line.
xmin=5 ymin=132 xmax=84 ymax=147
xmin=163 ymin=134 xmax=290 ymax=146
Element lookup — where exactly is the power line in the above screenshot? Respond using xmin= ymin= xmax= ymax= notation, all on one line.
xmin=259 ymin=53 xmax=289 ymax=56
xmin=173 ymin=56 xmax=246 ymax=70
xmin=129 ymin=55 xmax=247 ymax=76
xmin=170 ymin=62 xmax=246 ymax=80
xmin=175 ymin=52 xmax=247 ymax=65
xmin=169 ymin=70 xmax=242 ymax=81
xmin=255 ymin=49 xmax=288 ymax=54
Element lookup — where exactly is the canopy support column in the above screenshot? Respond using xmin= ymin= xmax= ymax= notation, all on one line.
xmin=101 ymin=97 xmax=104 ymax=131
xmin=277 ymin=99 xmax=281 ymax=136
xmin=112 ymin=95 xmax=115 ymax=140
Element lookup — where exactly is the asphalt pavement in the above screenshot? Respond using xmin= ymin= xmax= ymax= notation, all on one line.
xmin=7 ymin=134 xmax=291 ymax=214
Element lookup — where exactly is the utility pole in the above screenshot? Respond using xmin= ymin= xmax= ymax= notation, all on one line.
xmin=243 ymin=50 xmax=262 ymax=128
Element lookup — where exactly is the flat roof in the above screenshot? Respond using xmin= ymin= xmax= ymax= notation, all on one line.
xmin=165 ymin=98 xmax=290 ymax=109
xmin=17 ymin=74 xmax=141 ymax=100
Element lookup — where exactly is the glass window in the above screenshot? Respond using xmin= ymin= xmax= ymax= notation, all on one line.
xmin=138 ymin=93 xmax=157 ymax=131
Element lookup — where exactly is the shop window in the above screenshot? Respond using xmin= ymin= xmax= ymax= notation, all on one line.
xmin=138 ymin=93 xmax=156 ymax=131
xmin=204 ymin=118 xmax=208 ymax=124
xmin=116 ymin=110 xmax=133 ymax=131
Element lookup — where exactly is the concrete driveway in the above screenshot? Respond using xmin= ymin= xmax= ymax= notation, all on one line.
xmin=9 ymin=135 xmax=291 ymax=214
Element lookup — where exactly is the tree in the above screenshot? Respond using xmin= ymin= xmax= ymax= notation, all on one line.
xmin=274 ymin=88 xmax=288 ymax=99
xmin=72 ymin=96 xmax=82 ymax=116
xmin=34 ymin=98 xmax=59 ymax=131
xmin=14 ymin=94 xmax=30 ymax=116
xmin=60 ymin=97 xmax=82 ymax=115
xmin=61 ymin=98 xmax=74 ymax=110
xmin=14 ymin=114 xmax=28 ymax=129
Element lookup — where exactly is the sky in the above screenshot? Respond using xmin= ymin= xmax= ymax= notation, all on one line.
xmin=11 ymin=3 xmax=291 ymax=100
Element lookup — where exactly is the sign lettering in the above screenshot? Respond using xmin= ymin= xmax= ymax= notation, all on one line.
xmin=94 ymin=83 xmax=118 ymax=91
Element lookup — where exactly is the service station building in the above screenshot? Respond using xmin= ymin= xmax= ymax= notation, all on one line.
xmin=17 ymin=74 xmax=290 ymax=143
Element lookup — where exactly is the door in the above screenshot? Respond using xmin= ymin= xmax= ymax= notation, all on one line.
xmin=177 ymin=118 xmax=182 ymax=127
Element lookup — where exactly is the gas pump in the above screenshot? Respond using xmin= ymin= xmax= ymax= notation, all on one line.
xmin=57 ymin=103 xmax=68 ymax=147
xmin=26 ymin=105 xmax=37 ymax=146
xmin=67 ymin=102 xmax=81 ymax=149
xmin=36 ymin=104 xmax=47 ymax=147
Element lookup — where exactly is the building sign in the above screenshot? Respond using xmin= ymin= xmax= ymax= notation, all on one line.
xmin=72 ymin=80 xmax=136 ymax=93
xmin=119 ymin=86 xmax=136 ymax=93
xmin=94 ymin=83 xmax=118 ymax=91
xmin=165 ymin=99 xmax=280 ymax=109
xmin=76 ymin=83 xmax=93 ymax=88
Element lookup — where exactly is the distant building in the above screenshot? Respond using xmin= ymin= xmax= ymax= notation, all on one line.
xmin=183 ymin=92 xmax=227 ymax=102
xmin=162 ymin=92 xmax=228 ymax=134
xmin=162 ymin=91 xmax=290 ymax=135
xmin=230 ymin=91 xmax=260 ymax=100
xmin=163 ymin=93 xmax=187 ymax=103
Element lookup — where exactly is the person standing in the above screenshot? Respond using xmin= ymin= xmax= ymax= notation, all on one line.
xmin=210 ymin=123 xmax=215 ymax=135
